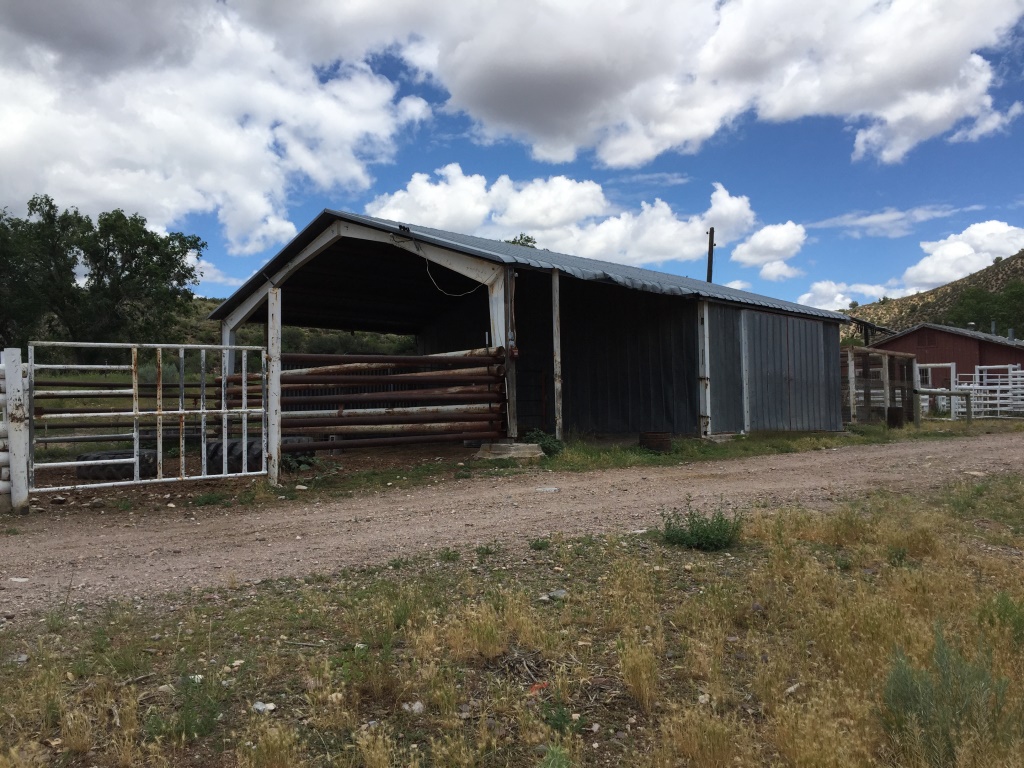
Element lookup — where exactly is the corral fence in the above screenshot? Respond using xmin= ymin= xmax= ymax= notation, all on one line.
xmin=226 ymin=346 xmax=508 ymax=452
xmin=25 ymin=341 xmax=268 ymax=497
xmin=953 ymin=364 xmax=1024 ymax=419
xmin=840 ymin=347 xmax=916 ymax=426
xmin=1 ymin=342 xmax=507 ymax=514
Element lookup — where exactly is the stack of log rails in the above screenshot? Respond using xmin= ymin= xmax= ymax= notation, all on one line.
xmin=221 ymin=347 xmax=507 ymax=452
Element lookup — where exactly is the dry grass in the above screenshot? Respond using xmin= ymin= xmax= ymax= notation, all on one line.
xmin=618 ymin=633 xmax=658 ymax=713
xmin=2 ymin=474 xmax=1024 ymax=765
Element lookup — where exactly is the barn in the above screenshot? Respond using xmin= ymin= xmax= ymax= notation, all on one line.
xmin=870 ymin=323 xmax=1024 ymax=389
xmin=210 ymin=210 xmax=847 ymax=470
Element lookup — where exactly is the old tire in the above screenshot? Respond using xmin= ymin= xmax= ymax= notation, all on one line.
xmin=206 ymin=436 xmax=315 ymax=474
xmin=75 ymin=450 xmax=158 ymax=481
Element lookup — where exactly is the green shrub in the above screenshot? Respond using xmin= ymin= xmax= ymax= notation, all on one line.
xmin=880 ymin=627 xmax=1015 ymax=766
xmin=524 ymin=429 xmax=564 ymax=457
xmin=660 ymin=502 xmax=742 ymax=551
xmin=980 ymin=592 xmax=1024 ymax=646
xmin=438 ymin=547 xmax=461 ymax=563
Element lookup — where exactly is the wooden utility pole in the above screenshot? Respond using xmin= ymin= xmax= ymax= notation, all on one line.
xmin=706 ymin=227 xmax=715 ymax=283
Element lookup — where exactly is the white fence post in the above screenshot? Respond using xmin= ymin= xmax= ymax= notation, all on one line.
xmin=3 ymin=348 xmax=30 ymax=513
xmin=267 ymin=287 xmax=282 ymax=485
xmin=0 ymin=350 xmax=10 ymax=513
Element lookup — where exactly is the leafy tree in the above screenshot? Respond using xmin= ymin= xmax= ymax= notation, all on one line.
xmin=0 ymin=195 xmax=201 ymax=351
xmin=947 ymin=280 xmax=1024 ymax=337
xmin=505 ymin=232 xmax=537 ymax=248
xmin=79 ymin=206 xmax=201 ymax=344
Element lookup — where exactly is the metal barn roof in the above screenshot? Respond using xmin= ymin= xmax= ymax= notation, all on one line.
xmin=210 ymin=209 xmax=848 ymax=323
xmin=872 ymin=322 xmax=1024 ymax=350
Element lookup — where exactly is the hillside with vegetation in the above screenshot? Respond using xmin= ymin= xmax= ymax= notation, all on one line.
xmin=848 ymin=248 xmax=1024 ymax=334
xmin=182 ymin=297 xmax=414 ymax=355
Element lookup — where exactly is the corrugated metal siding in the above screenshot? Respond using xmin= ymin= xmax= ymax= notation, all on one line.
xmin=788 ymin=317 xmax=823 ymax=430
xmin=708 ymin=304 xmax=745 ymax=433
xmin=745 ymin=311 xmax=842 ymax=431
xmin=822 ymin=326 xmax=842 ymax=429
xmin=559 ymin=278 xmax=698 ymax=435
xmin=747 ymin=312 xmax=790 ymax=431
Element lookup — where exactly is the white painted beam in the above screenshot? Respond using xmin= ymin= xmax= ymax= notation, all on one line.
xmin=222 ymin=222 xmax=345 ymax=331
xmin=267 ymin=288 xmax=282 ymax=485
xmin=697 ymin=301 xmax=712 ymax=436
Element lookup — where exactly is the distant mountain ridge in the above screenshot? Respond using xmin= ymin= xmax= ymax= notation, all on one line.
xmin=847 ymin=248 xmax=1024 ymax=332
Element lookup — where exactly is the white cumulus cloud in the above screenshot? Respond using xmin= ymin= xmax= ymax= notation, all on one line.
xmin=798 ymin=280 xmax=901 ymax=310
xmin=799 ymin=219 xmax=1024 ymax=308
xmin=368 ymin=168 xmax=758 ymax=267
xmin=903 ymin=220 xmax=1024 ymax=290
xmin=1 ymin=0 xmax=1021 ymax=261
xmin=731 ymin=221 xmax=807 ymax=281
xmin=0 ymin=2 xmax=428 ymax=255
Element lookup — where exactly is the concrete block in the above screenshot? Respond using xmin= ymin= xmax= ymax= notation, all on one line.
xmin=475 ymin=442 xmax=545 ymax=460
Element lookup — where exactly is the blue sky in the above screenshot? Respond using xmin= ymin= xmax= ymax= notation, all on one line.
xmin=2 ymin=0 xmax=1023 ymax=309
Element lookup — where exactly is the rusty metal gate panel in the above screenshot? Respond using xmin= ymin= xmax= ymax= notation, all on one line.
xmin=225 ymin=347 xmax=508 ymax=451
xmin=27 ymin=341 xmax=267 ymax=493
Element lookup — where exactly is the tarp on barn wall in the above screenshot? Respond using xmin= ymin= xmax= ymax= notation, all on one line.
xmin=558 ymin=277 xmax=699 ymax=435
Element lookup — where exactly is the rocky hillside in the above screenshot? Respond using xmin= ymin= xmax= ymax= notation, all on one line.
xmin=849 ymin=248 xmax=1024 ymax=331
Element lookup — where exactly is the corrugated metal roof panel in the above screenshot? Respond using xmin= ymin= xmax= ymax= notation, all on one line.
xmin=210 ymin=209 xmax=849 ymax=322
xmin=872 ymin=322 xmax=1024 ymax=350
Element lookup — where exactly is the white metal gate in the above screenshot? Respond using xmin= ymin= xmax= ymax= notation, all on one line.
xmin=954 ymin=364 xmax=1024 ymax=419
xmin=1 ymin=349 xmax=27 ymax=513
xmin=26 ymin=341 xmax=268 ymax=493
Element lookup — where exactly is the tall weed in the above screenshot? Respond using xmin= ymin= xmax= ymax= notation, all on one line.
xmin=880 ymin=627 xmax=1017 ymax=766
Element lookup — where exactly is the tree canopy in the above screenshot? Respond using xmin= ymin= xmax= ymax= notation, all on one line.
xmin=946 ymin=280 xmax=1024 ymax=337
xmin=504 ymin=232 xmax=537 ymax=248
xmin=0 ymin=195 xmax=201 ymax=349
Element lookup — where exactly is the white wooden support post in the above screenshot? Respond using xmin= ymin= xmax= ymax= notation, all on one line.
xmin=697 ymin=301 xmax=712 ymax=436
xmin=267 ymin=288 xmax=282 ymax=485
xmin=847 ymin=351 xmax=857 ymax=423
xmin=551 ymin=270 xmax=563 ymax=440
xmin=489 ymin=269 xmax=517 ymax=439
xmin=880 ymin=353 xmax=891 ymax=417
xmin=0 ymin=351 xmax=10 ymax=513
xmin=912 ymin=360 xmax=922 ymax=427
xmin=4 ymin=348 xmax=29 ymax=514
xmin=221 ymin=322 xmax=237 ymax=376
xmin=950 ymin=362 xmax=958 ymax=420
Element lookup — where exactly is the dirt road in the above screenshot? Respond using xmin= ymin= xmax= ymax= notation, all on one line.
xmin=1 ymin=432 xmax=1021 ymax=618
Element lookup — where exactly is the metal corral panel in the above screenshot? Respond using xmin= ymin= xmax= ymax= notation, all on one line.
xmin=745 ymin=311 xmax=842 ymax=432
xmin=708 ymin=304 xmax=745 ymax=433
xmin=559 ymin=278 xmax=699 ymax=435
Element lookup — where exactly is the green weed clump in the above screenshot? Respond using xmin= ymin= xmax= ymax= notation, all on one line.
xmin=880 ymin=627 xmax=1017 ymax=766
xmin=524 ymin=429 xmax=564 ymax=457
xmin=980 ymin=592 xmax=1024 ymax=646
xmin=661 ymin=502 xmax=742 ymax=551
